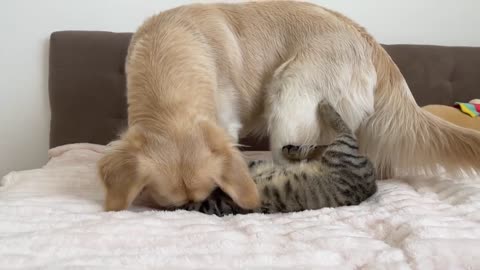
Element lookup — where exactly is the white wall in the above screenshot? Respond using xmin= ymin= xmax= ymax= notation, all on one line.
xmin=1 ymin=0 xmax=479 ymax=177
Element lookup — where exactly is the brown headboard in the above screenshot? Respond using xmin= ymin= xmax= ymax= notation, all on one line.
xmin=48 ymin=30 xmax=480 ymax=149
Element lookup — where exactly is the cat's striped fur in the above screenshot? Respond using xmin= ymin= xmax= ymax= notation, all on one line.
xmin=181 ymin=102 xmax=377 ymax=216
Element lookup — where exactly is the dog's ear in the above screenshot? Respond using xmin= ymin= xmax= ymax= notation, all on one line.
xmin=200 ymin=121 xmax=260 ymax=209
xmin=97 ymin=130 xmax=149 ymax=211
xmin=219 ymin=148 xmax=260 ymax=209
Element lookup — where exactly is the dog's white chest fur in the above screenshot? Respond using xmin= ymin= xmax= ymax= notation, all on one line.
xmin=216 ymin=84 xmax=242 ymax=143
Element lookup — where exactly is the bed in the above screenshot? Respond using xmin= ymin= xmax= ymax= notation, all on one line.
xmin=1 ymin=31 xmax=479 ymax=269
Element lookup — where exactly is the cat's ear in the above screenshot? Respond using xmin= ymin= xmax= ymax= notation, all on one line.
xmin=200 ymin=121 xmax=260 ymax=209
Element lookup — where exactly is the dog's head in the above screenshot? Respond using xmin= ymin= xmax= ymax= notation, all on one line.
xmin=97 ymin=121 xmax=260 ymax=211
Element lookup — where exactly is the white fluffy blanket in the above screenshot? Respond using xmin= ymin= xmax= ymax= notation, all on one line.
xmin=1 ymin=144 xmax=479 ymax=270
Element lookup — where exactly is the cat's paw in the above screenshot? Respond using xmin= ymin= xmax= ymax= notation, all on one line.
xmin=282 ymin=144 xmax=303 ymax=160
xmin=318 ymin=101 xmax=349 ymax=133
xmin=318 ymin=101 xmax=338 ymax=123
xmin=248 ymin=159 xmax=266 ymax=168
xmin=283 ymin=144 xmax=328 ymax=161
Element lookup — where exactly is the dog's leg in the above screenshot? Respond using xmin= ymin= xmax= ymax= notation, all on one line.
xmin=266 ymin=60 xmax=321 ymax=164
xmin=266 ymin=35 xmax=376 ymax=165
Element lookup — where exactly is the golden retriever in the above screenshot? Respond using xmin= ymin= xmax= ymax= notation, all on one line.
xmin=98 ymin=1 xmax=480 ymax=211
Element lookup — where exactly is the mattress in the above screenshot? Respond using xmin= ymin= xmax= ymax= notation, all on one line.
xmin=1 ymin=143 xmax=479 ymax=269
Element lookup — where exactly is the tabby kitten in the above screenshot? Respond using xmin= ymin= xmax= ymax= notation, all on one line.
xmin=180 ymin=102 xmax=377 ymax=216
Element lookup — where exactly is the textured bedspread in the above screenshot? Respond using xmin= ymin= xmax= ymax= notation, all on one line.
xmin=1 ymin=144 xmax=479 ymax=269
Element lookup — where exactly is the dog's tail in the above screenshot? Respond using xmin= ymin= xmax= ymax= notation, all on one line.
xmin=359 ymin=46 xmax=480 ymax=178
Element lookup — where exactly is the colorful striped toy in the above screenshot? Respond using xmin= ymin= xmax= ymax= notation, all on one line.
xmin=454 ymin=100 xmax=480 ymax=117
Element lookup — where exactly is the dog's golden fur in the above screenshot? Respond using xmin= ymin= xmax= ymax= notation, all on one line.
xmin=98 ymin=1 xmax=480 ymax=211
